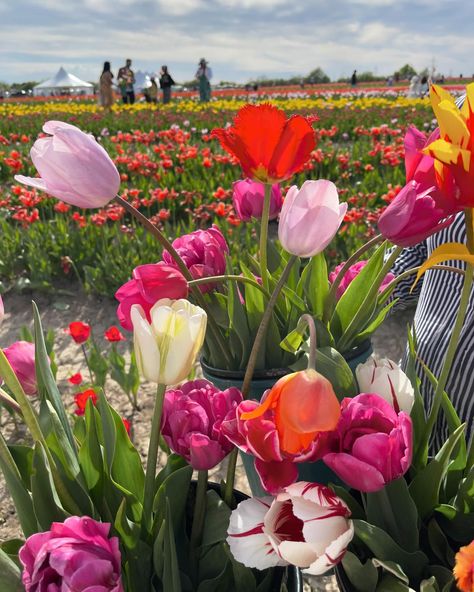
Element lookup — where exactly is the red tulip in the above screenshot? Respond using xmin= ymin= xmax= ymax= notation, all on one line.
xmin=68 ymin=372 xmax=83 ymax=385
xmin=104 ymin=326 xmax=125 ymax=342
xmin=74 ymin=389 xmax=97 ymax=415
xmin=67 ymin=321 xmax=91 ymax=344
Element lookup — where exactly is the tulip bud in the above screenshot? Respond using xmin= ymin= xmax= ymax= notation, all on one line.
xmin=278 ymin=180 xmax=347 ymax=258
xmin=2 ymin=341 xmax=37 ymax=396
xmin=131 ymin=298 xmax=207 ymax=385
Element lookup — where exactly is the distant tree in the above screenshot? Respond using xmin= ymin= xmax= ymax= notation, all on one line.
xmin=394 ymin=64 xmax=417 ymax=80
xmin=304 ymin=67 xmax=330 ymax=84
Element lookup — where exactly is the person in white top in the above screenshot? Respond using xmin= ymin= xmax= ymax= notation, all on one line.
xmin=195 ymin=58 xmax=212 ymax=102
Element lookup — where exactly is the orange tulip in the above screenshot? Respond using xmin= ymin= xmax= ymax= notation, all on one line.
xmin=241 ymin=369 xmax=341 ymax=456
xmin=454 ymin=540 xmax=474 ymax=592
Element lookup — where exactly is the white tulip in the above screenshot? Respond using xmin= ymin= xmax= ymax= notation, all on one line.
xmin=227 ymin=482 xmax=354 ymax=575
xmin=131 ymin=298 xmax=207 ymax=385
xmin=355 ymin=354 xmax=415 ymax=414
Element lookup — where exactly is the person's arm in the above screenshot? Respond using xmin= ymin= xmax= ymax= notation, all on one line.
xmin=388 ymin=241 xmax=428 ymax=310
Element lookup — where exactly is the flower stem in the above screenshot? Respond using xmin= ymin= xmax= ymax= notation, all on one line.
xmin=142 ymin=383 xmax=166 ymax=532
xmin=414 ymin=208 xmax=474 ymax=464
xmin=259 ymin=184 xmax=272 ymax=293
xmin=115 ymin=195 xmax=233 ymax=367
xmin=0 ymin=387 xmax=21 ymax=414
xmin=298 ymin=314 xmax=317 ymax=370
xmin=190 ymin=469 xmax=208 ymax=581
xmin=188 ymin=275 xmax=271 ymax=299
xmin=223 ymin=449 xmax=238 ymax=507
xmin=81 ymin=344 xmax=94 ymax=383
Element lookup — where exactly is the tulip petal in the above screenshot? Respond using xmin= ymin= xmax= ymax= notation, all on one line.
xmin=189 ymin=433 xmax=225 ymax=470
xmin=323 ymin=452 xmax=386 ymax=492
xmin=131 ymin=305 xmax=160 ymax=383
xmin=14 ymin=175 xmax=48 ymax=192
xmin=304 ymin=523 xmax=355 ymax=575
xmin=277 ymin=540 xmax=318 ymax=568
xmin=254 ymin=458 xmax=298 ymax=494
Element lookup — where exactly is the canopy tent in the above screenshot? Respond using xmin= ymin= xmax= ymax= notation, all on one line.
xmin=33 ymin=67 xmax=94 ymax=96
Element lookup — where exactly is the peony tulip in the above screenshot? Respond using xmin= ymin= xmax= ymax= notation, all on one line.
xmin=67 ymin=321 xmax=91 ymax=344
xmin=161 ymin=379 xmax=242 ymax=470
xmin=329 ymin=260 xmax=395 ymax=300
xmin=227 ymin=481 xmax=354 ymax=575
xmin=212 ymin=103 xmax=316 ymax=184
xmin=15 ymin=120 xmax=120 ymax=208
xmin=356 ymin=355 xmax=415 ymax=413
xmin=19 ymin=516 xmax=123 ymax=592
xmin=278 ymin=180 xmax=347 ymax=258
xmin=323 ymin=393 xmax=413 ymax=492
xmin=453 ymin=540 xmax=474 ymax=592
xmin=116 ymin=262 xmax=188 ymax=331
xmin=131 ymin=298 xmax=207 ymax=385
xmin=162 ymin=225 xmax=228 ymax=294
xmin=232 ymin=179 xmax=282 ymax=221
xmin=2 ymin=341 xmax=37 ymax=396
xmin=221 ymin=369 xmax=340 ymax=493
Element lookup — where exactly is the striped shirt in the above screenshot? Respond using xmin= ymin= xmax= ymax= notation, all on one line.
xmin=391 ymin=93 xmax=473 ymax=450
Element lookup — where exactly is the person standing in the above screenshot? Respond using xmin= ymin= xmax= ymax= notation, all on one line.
xmin=351 ymin=70 xmax=357 ymax=86
xmin=159 ymin=66 xmax=175 ymax=104
xmin=117 ymin=59 xmax=135 ymax=104
xmin=195 ymin=58 xmax=212 ymax=102
xmin=99 ymin=61 xmax=114 ymax=112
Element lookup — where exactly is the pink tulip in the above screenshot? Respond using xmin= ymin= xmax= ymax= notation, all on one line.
xmin=19 ymin=516 xmax=123 ymax=592
xmin=15 ymin=121 xmax=120 ymax=208
xmin=2 ymin=341 xmax=37 ymax=396
xmin=161 ymin=379 xmax=242 ymax=470
xmin=227 ymin=482 xmax=353 ymax=575
xmin=221 ymin=397 xmax=328 ymax=494
xmin=278 ymin=180 xmax=347 ymax=257
xmin=162 ymin=225 xmax=229 ymax=293
xmin=329 ymin=260 xmax=395 ymax=300
xmin=115 ymin=262 xmax=188 ymax=331
xmin=232 ymin=179 xmax=282 ymax=221
xmin=323 ymin=393 xmax=413 ymax=492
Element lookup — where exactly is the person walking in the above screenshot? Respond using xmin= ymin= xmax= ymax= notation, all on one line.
xmin=99 ymin=61 xmax=114 ymax=112
xmin=117 ymin=59 xmax=135 ymax=104
xmin=159 ymin=66 xmax=175 ymax=104
xmin=195 ymin=58 xmax=212 ymax=102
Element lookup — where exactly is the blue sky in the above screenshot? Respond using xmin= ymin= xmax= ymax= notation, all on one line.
xmin=0 ymin=0 xmax=472 ymax=84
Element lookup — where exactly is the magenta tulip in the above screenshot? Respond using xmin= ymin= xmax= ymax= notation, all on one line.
xmin=116 ymin=262 xmax=188 ymax=331
xmin=161 ymin=379 xmax=242 ymax=470
xmin=323 ymin=393 xmax=413 ymax=492
xmin=2 ymin=341 xmax=37 ymax=396
xmin=15 ymin=120 xmax=120 ymax=208
xmin=162 ymin=225 xmax=229 ymax=293
xmin=278 ymin=180 xmax=347 ymax=258
xmin=232 ymin=179 xmax=283 ymax=221
xmin=329 ymin=260 xmax=395 ymax=300
xmin=19 ymin=516 xmax=123 ymax=592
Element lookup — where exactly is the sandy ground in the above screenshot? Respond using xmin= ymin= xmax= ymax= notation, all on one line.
xmin=0 ymin=289 xmax=414 ymax=591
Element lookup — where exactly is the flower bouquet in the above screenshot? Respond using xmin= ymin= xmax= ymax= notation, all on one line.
xmin=0 ymin=83 xmax=472 ymax=592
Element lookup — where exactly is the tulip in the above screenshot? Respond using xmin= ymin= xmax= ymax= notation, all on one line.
xmin=2 ymin=341 xmax=37 ymax=396
xmin=278 ymin=180 xmax=347 ymax=258
xmin=453 ymin=540 xmax=474 ymax=592
xmin=329 ymin=260 xmax=395 ymax=300
xmin=356 ymin=355 xmax=415 ymax=413
xmin=161 ymin=379 xmax=242 ymax=470
xmin=221 ymin=369 xmax=340 ymax=493
xmin=131 ymin=298 xmax=207 ymax=385
xmin=232 ymin=179 xmax=282 ymax=221
xmin=15 ymin=121 xmax=120 ymax=208
xmin=19 ymin=516 xmax=123 ymax=592
xmin=104 ymin=325 xmax=126 ymax=342
xmin=227 ymin=482 xmax=354 ymax=575
xmin=67 ymin=321 xmax=91 ymax=344
xmin=115 ymin=263 xmax=188 ymax=331
xmin=162 ymin=225 xmax=228 ymax=294
xmin=212 ymin=103 xmax=316 ymax=183
xmin=323 ymin=393 xmax=413 ymax=492
xmin=74 ymin=389 xmax=98 ymax=415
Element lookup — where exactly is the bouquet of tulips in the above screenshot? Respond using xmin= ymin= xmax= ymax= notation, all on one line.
xmin=0 ymin=83 xmax=473 ymax=592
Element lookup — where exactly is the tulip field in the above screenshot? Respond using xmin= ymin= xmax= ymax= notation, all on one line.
xmin=0 ymin=88 xmax=447 ymax=297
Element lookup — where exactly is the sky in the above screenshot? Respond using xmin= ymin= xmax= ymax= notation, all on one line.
xmin=0 ymin=0 xmax=472 ymax=84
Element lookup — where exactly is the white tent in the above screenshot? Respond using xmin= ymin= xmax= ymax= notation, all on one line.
xmin=33 ymin=67 xmax=94 ymax=97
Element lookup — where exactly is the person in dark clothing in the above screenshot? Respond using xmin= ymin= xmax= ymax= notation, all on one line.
xmin=117 ymin=59 xmax=135 ymax=104
xmin=159 ymin=66 xmax=175 ymax=104
xmin=351 ymin=70 xmax=357 ymax=86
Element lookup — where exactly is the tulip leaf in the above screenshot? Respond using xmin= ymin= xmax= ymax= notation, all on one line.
xmin=371 ymin=559 xmax=409 ymax=584
xmin=437 ymin=510 xmax=474 ymax=543
xmin=0 ymin=548 xmax=23 ymax=592
xmin=152 ymin=463 xmax=192 ymax=539
xmin=299 ymin=252 xmax=329 ymax=318
xmin=419 ymin=577 xmax=439 ymax=592
xmin=226 ymin=257 xmax=251 ymax=369
xmin=341 ymin=551 xmax=378 ymax=592
xmin=353 ymin=520 xmax=428 ymax=581
xmin=427 ymin=518 xmax=455 ymax=566
xmin=201 ymin=490 xmax=231 ymax=548
xmin=315 ymin=346 xmax=357 ymax=398
xmin=375 ymin=575 xmax=411 ymax=591
xmin=352 ymin=299 xmax=397 ymax=345
xmin=163 ymin=499 xmax=182 ymax=592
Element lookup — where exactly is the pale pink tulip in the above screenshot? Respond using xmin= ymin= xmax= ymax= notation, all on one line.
xmin=15 ymin=121 xmax=120 ymax=208
xmin=278 ymin=180 xmax=347 ymax=257
xmin=2 ymin=341 xmax=37 ymax=396
xmin=227 ymin=482 xmax=353 ymax=575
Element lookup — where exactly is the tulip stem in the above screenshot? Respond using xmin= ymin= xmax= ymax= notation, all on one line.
xmin=81 ymin=344 xmax=94 ymax=384
xmin=114 ymin=195 xmax=233 ymax=367
xmin=190 ymin=469 xmax=208 ymax=582
xmin=259 ymin=184 xmax=272 ymax=293
xmin=223 ymin=449 xmax=238 ymax=508
xmin=323 ymin=233 xmax=384 ymax=323
xmin=414 ymin=209 xmax=474 ymax=465
xmin=298 ymin=314 xmax=317 ymax=371
xmin=188 ymin=275 xmax=271 ymax=298
xmin=0 ymin=387 xmax=21 ymax=414
xmin=142 ymin=383 xmax=166 ymax=533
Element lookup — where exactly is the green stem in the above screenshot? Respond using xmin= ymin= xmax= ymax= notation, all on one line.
xmin=259 ymin=184 xmax=272 ymax=293
xmin=223 ymin=255 xmax=297 ymax=506
xmin=81 ymin=344 xmax=94 ymax=384
xmin=142 ymin=383 xmax=166 ymax=532
xmin=414 ymin=209 xmax=474 ymax=464
xmin=0 ymin=387 xmax=21 ymax=414
xmin=298 ymin=314 xmax=317 ymax=370
xmin=190 ymin=469 xmax=208 ymax=580
xmin=188 ymin=275 xmax=271 ymax=299
xmin=115 ymin=195 xmax=233 ymax=367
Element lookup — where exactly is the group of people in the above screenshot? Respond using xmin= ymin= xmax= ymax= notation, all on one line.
xmin=98 ymin=57 xmax=213 ymax=110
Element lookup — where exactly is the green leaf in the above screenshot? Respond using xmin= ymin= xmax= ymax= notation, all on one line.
xmin=315 ymin=346 xmax=357 ymax=398
xmin=302 ymin=253 xmax=329 ymax=318
xmin=375 ymin=574 xmax=411 ymax=591
xmin=427 ymin=518 xmax=455 ymax=566
xmin=152 ymin=463 xmax=192 ymax=539
xmin=163 ymin=499 xmax=182 ymax=592
xmin=88 ymin=342 xmax=108 ymax=388
xmin=201 ymin=490 xmax=231 ymax=548
xmin=330 ymin=485 xmax=366 ymax=520
xmin=0 ymin=548 xmax=23 ymax=592
xmin=226 ymin=256 xmax=250 ymax=369
xmin=341 ymin=551 xmax=378 ymax=592
xmin=419 ymin=577 xmax=439 ymax=592
xmin=371 ymin=558 xmax=409 ymax=584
